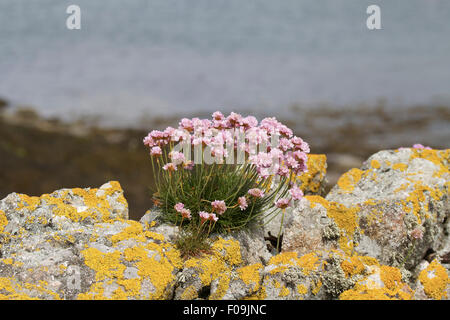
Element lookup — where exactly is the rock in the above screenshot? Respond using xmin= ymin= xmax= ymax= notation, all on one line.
xmin=413 ymin=259 xmax=449 ymax=300
xmin=295 ymin=154 xmax=328 ymax=196
xmin=263 ymin=154 xmax=328 ymax=249
xmin=224 ymin=223 xmax=272 ymax=265
xmin=0 ymin=182 xmax=181 ymax=300
xmin=0 ymin=147 xmax=449 ymax=300
xmin=325 ymin=148 xmax=449 ymax=269
xmin=339 ymin=264 xmax=414 ymax=300
xmin=282 ymin=196 xmax=360 ymax=256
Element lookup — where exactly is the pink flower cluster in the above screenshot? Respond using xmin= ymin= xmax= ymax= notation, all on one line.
xmin=412 ymin=144 xmax=432 ymax=150
xmin=145 ymin=112 xmax=309 ymax=210
xmin=174 ymin=202 xmax=191 ymax=219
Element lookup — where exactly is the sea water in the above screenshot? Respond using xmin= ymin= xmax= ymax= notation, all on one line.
xmin=0 ymin=0 xmax=449 ymax=127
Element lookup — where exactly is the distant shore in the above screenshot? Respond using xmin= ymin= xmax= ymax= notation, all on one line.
xmin=0 ymin=100 xmax=449 ymax=220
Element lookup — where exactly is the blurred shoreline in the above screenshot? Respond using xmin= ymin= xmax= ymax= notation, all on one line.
xmin=0 ymin=98 xmax=449 ymax=220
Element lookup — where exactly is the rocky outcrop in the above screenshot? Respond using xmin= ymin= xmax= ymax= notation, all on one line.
xmin=0 ymin=148 xmax=448 ymax=300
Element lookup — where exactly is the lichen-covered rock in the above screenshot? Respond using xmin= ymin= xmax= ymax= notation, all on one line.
xmin=325 ymin=148 xmax=449 ymax=268
xmin=0 ymin=182 xmax=182 ymax=300
xmin=295 ymin=154 xmax=328 ymax=196
xmin=0 ymin=147 xmax=449 ymax=300
xmin=174 ymin=238 xmax=243 ymax=300
xmin=339 ymin=264 xmax=414 ymax=300
xmin=263 ymin=154 xmax=328 ymax=244
xmin=282 ymin=196 xmax=361 ymax=256
xmin=413 ymin=259 xmax=449 ymax=300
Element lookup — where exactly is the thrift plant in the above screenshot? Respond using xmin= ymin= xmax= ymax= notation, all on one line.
xmin=144 ymin=112 xmax=309 ymax=256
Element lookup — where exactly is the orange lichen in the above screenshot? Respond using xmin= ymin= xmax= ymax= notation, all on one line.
xmin=237 ymin=263 xmax=263 ymax=290
xmin=14 ymin=181 xmax=127 ymax=224
xmin=295 ymin=154 xmax=327 ymax=193
xmin=337 ymin=168 xmax=364 ymax=192
xmin=182 ymin=238 xmax=242 ymax=299
xmin=340 ymin=265 xmax=413 ymax=300
xmin=392 ymin=163 xmax=408 ymax=172
xmin=341 ymin=256 xmax=365 ymax=278
xmin=418 ymin=260 xmax=449 ymax=300
xmin=370 ymin=160 xmax=381 ymax=169
xmin=306 ymin=196 xmax=360 ymax=255
xmin=380 ymin=266 xmax=402 ymax=290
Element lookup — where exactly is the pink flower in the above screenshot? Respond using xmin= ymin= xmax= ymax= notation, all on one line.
xmin=248 ymin=188 xmax=264 ymax=198
xmin=410 ymin=227 xmax=424 ymax=240
xmin=179 ymin=118 xmax=194 ymax=132
xmin=163 ymin=163 xmax=177 ymax=172
xmin=413 ymin=144 xmax=432 ymax=150
xmin=199 ymin=211 xmax=210 ymax=223
xmin=241 ymin=116 xmax=258 ymax=129
xmin=183 ymin=160 xmax=194 ymax=170
xmin=238 ymin=196 xmax=248 ymax=211
xmin=275 ymin=198 xmax=291 ymax=209
xmin=180 ymin=208 xmax=192 ymax=219
xmin=212 ymin=111 xmax=225 ymax=121
xmin=292 ymin=151 xmax=307 ymax=163
xmin=174 ymin=202 xmax=185 ymax=213
xmin=150 ymin=146 xmax=162 ymax=157
xmin=211 ymin=200 xmax=227 ymax=215
xmin=143 ymin=135 xmax=154 ymax=147
xmin=169 ymin=151 xmax=186 ymax=165
xmin=289 ymin=185 xmax=304 ymax=201
xmin=279 ymin=138 xmax=293 ymax=151
xmin=277 ymin=164 xmax=290 ymax=177
xmin=209 ymin=213 xmax=219 ymax=222
xmin=227 ymin=112 xmax=243 ymax=127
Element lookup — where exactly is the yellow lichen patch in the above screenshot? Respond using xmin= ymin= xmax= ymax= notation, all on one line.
xmin=370 ymin=160 xmax=381 ymax=169
xmin=305 ymin=195 xmax=329 ymax=209
xmin=296 ymin=284 xmax=308 ymax=296
xmin=340 ymin=265 xmax=413 ymax=300
xmin=82 ymin=248 xmax=125 ymax=281
xmin=418 ymin=260 xmax=449 ymax=300
xmin=306 ymin=196 xmax=360 ymax=255
xmin=311 ymin=280 xmax=322 ymax=296
xmin=402 ymin=182 xmax=444 ymax=225
xmin=268 ymin=251 xmax=320 ymax=276
xmin=337 ymin=168 xmax=364 ymax=193
xmin=0 ymin=210 xmax=7 ymax=233
xmin=364 ymin=198 xmax=377 ymax=206
xmin=209 ymin=274 xmax=231 ymax=299
xmin=181 ymin=238 xmax=242 ymax=300
xmin=77 ymin=282 xmax=106 ymax=300
xmin=133 ymin=250 xmax=177 ymax=299
xmin=297 ymin=252 xmax=320 ymax=275
xmin=341 ymin=256 xmax=365 ymax=278
xmin=365 ymin=207 xmax=383 ymax=227
xmin=110 ymin=221 xmax=147 ymax=244
xmin=359 ymin=256 xmax=380 ymax=266
xmin=81 ymin=239 xmax=179 ymax=300
xmin=237 ymin=263 xmax=263 ymax=290
xmin=0 ymin=277 xmax=60 ymax=300
xmin=392 ymin=163 xmax=408 ymax=172
xmin=278 ymin=285 xmax=290 ymax=298
xmin=268 ymin=251 xmax=300 ymax=267
xmin=294 ymin=154 xmax=327 ymax=193
xmin=210 ymin=238 xmax=242 ymax=267
xmin=409 ymin=149 xmax=450 ymax=178
xmin=14 ymin=182 xmax=127 ymax=224
xmin=16 ymin=194 xmax=40 ymax=212
xmin=144 ymin=231 xmax=165 ymax=242
xmin=394 ymin=183 xmax=409 ymax=193
xmin=380 ymin=266 xmax=402 ymax=290
xmin=180 ymin=285 xmax=198 ymax=300
xmin=244 ymin=286 xmax=267 ymax=300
